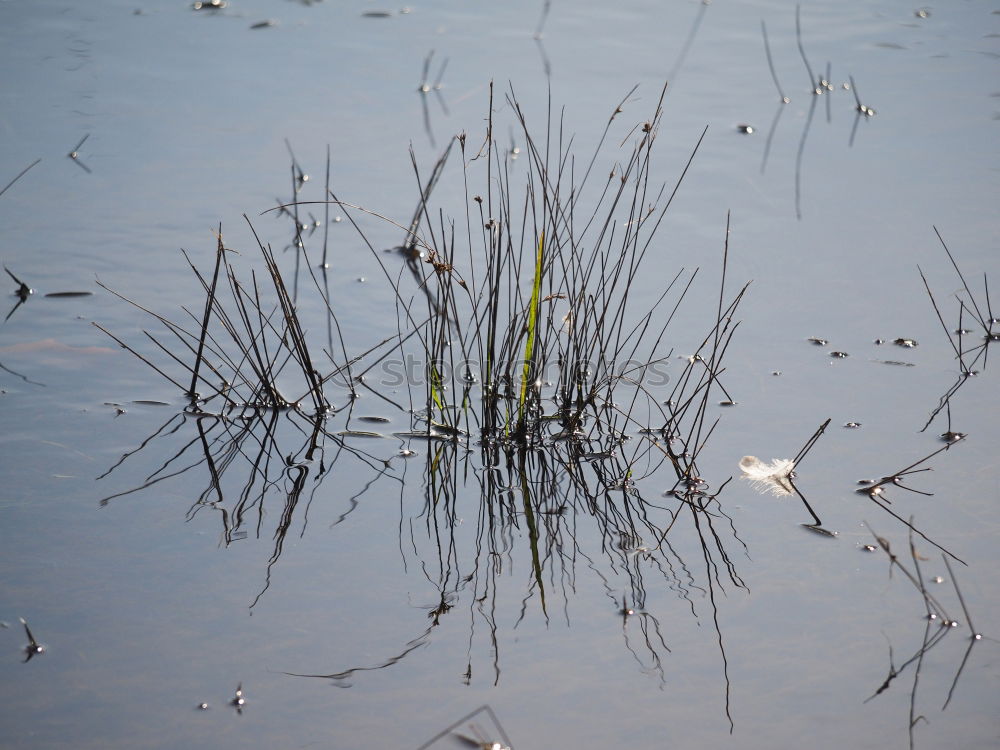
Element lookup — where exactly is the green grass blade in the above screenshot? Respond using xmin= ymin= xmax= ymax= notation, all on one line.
xmin=518 ymin=231 xmax=545 ymax=422
xmin=430 ymin=362 xmax=445 ymax=412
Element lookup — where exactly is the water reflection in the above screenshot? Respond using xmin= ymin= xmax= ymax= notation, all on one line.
xmin=861 ymin=526 xmax=990 ymax=750
xmin=417 ymin=704 xmax=514 ymax=750
xmin=759 ymin=7 xmax=879 ymax=215
xmin=417 ymin=50 xmax=450 ymax=148
xmin=665 ymin=0 xmax=710 ymax=87
xmin=98 ymin=406 xmax=396 ymax=606
xmin=100 ymin=388 xmax=750 ymax=726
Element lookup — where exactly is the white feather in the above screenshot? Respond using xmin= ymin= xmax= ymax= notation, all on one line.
xmin=739 ymin=455 xmax=796 ymax=497
xmin=561 ymin=308 xmax=573 ymax=335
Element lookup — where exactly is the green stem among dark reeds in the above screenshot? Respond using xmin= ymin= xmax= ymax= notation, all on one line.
xmin=327 ymin=81 xmax=715 ymax=451
xmin=516 ymin=230 xmax=544 ymax=435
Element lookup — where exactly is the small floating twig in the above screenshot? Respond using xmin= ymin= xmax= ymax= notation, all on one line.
xmin=4 ymin=266 xmax=33 ymax=323
xmin=19 ymin=617 xmax=45 ymax=662
xmin=4 ymin=266 xmax=32 ymax=300
xmin=230 ymin=682 xmax=245 ymax=713
xmin=849 ymin=75 xmax=875 ymax=116
xmin=856 ymin=442 xmax=966 ymax=565
xmin=67 ymin=133 xmax=92 ymax=173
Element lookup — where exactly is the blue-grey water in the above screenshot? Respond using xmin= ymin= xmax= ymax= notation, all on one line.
xmin=2 ymin=1 xmax=998 ymax=748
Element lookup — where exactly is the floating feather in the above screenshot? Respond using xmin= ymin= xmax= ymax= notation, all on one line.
xmin=739 ymin=455 xmax=796 ymax=497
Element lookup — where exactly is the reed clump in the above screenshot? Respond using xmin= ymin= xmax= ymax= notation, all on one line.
xmin=98 ymin=87 xmax=758 ymax=725
xmin=95 ymin=222 xmax=345 ymax=416
xmin=331 ymin=82 xmax=732 ymax=465
xmin=99 ymin=83 xmax=751 ymax=574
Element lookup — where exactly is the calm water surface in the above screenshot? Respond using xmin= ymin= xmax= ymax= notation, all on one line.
xmin=1 ymin=1 xmax=998 ymax=748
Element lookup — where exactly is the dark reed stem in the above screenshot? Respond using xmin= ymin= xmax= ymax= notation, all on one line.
xmin=322 ymin=145 xmax=331 ymax=268
xmin=189 ymin=229 xmax=225 ymax=400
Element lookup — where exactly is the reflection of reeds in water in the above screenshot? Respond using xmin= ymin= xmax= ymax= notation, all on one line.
xmin=416 ymin=704 xmax=513 ymax=750
xmin=100 ymin=283 xmax=749 ymax=721
xmin=758 ymin=8 xmax=878 ymax=208
xmin=862 ymin=524 xmax=989 ymax=750
xmin=282 ymin=427 xmax=742 ymax=721
xmin=95 ymin=380 xmax=414 ymax=605
xmin=0 ymin=158 xmax=41 ymax=199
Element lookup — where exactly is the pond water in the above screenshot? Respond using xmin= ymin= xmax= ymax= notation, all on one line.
xmin=1 ymin=1 xmax=998 ymax=748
